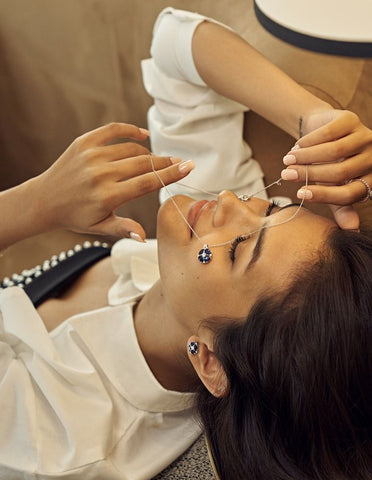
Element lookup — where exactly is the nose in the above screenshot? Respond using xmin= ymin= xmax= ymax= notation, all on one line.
xmin=213 ymin=190 xmax=264 ymax=228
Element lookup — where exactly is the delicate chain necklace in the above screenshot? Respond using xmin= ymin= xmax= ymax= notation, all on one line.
xmin=150 ymin=156 xmax=308 ymax=264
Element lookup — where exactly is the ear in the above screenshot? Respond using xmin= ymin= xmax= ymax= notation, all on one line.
xmin=187 ymin=335 xmax=229 ymax=398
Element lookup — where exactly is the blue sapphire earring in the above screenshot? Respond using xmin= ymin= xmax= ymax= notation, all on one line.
xmin=198 ymin=244 xmax=212 ymax=264
xmin=188 ymin=341 xmax=199 ymax=355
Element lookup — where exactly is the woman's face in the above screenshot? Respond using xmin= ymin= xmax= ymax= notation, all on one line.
xmin=157 ymin=191 xmax=336 ymax=329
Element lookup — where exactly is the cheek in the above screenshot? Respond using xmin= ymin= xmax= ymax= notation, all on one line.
xmin=160 ymin=255 xmax=247 ymax=321
xmin=159 ymin=249 xmax=204 ymax=297
xmin=159 ymin=250 xmax=219 ymax=315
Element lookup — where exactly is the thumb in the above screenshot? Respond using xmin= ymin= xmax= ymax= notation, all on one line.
xmin=91 ymin=215 xmax=146 ymax=241
xmin=329 ymin=204 xmax=360 ymax=231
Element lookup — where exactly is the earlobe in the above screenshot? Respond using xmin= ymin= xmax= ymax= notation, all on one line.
xmin=187 ymin=336 xmax=229 ymax=398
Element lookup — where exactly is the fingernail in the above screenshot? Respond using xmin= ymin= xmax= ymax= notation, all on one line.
xmin=178 ymin=160 xmax=195 ymax=174
xmin=297 ymin=189 xmax=313 ymax=200
xmin=139 ymin=128 xmax=150 ymax=136
xmin=170 ymin=156 xmax=182 ymax=164
xmin=283 ymin=154 xmax=297 ymax=166
xmin=281 ymin=168 xmax=298 ymax=181
xmin=291 ymin=144 xmax=300 ymax=151
xmin=129 ymin=232 xmax=145 ymax=243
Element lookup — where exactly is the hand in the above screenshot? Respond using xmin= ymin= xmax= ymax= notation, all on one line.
xmin=281 ymin=110 xmax=372 ymax=229
xmin=32 ymin=123 xmax=194 ymax=240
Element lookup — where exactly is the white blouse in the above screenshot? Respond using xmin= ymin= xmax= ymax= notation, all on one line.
xmin=142 ymin=7 xmax=268 ymax=204
xmin=0 ymin=239 xmax=201 ymax=479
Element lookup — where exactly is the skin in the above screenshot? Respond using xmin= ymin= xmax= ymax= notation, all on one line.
xmin=192 ymin=21 xmax=372 ymax=229
xmin=38 ymin=192 xmax=336 ymax=394
xmin=0 ymin=123 xmax=195 ymax=251
xmin=154 ymin=192 xmax=335 ymax=326
xmin=4 ymin=15 xmax=372 ymax=395
xmin=134 ymin=192 xmax=336 ymax=392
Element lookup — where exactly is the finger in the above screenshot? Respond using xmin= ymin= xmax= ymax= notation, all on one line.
xmin=111 ymin=160 xmax=195 ymax=203
xmin=99 ymin=142 xmax=150 ymax=161
xmin=78 ymin=123 xmax=150 ymax=147
xmin=297 ymin=111 xmax=360 ymax=148
xmin=109 ymin=155 xmax=181 ymax=181
xmin=284 ymin=130 xmax=366 ymax=166
xmin=90 ymin=214 xmax=147 ymax=240
xmin=296 ymin=178 xmax=371 ymax=205
xmin=328 ymin=204 xmax=360 ymax=230
xmin=282 ymin=152 xmax=370 ymax=184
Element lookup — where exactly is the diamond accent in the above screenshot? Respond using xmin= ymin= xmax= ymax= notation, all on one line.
xmin=188 ymin=341 xmax=198 ymax=355
xmin=198 ymin=245 xmax=212 ymax=264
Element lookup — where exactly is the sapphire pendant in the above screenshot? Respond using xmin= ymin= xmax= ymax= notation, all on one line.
xmin=198 ymin=244 xmax=212 ymax=264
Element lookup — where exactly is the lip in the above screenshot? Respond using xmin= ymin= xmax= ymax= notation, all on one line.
xmin=187 ymin=200 xmax=210 ymax=235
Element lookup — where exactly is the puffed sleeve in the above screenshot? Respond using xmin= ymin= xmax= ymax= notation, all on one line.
xmin=0 ymin=287 xmax=112 ymax=475
xmin=141 ymin=7 xmax=267 ymax=203
xmin=149 ymin=7 xmax=224 ymax=86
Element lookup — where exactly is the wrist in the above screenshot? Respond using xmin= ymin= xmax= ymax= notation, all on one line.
xmin=22 ymin=175 xmax=56 ymax=235
xmin=0 ymin=177 xmax=53 ymax=251
xmin=301 ymin=101 xmax=334 ymax=138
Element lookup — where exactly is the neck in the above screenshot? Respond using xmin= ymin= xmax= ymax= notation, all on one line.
xmin=133 ymin=280 xmax=199 ymax=392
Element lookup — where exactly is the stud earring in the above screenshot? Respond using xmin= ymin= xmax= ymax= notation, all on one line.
xmin=188 ymin=341 xmax=199 ymax=355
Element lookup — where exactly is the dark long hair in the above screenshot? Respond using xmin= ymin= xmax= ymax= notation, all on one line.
xmin=197 ymin=228 xmax=372 ymax=480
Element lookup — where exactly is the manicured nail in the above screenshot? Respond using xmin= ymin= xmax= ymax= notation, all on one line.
xmin=178 ymin=160 xmax=195 ymax=174
xmin=170 ymin=156 xmax=182 ymax=164
xmin=297 ymin=188 xmax=313 ymax=200
xmin=129 ymin=232 xmax=145 ymax=243
xmin=283 ymin=154 xmax=297 ymax=166
xmin=139 ymin=128 xmax=150 ymax=136
xmin=291 ymin=144 xmax=300 ymax=151
xmin=281 ymin=168 xmax=298 ymax=181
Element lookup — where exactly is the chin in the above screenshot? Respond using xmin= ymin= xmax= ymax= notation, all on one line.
xmin=157 ymin=195 xmax=194 ymax=242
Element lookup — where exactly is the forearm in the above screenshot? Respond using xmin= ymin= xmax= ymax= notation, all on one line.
xmin=0 ymin=177 xmax=48 ymax=251
xmin=1 ymin=122 xmax=194 ymax=251
xmin=192 ymin=21 xmax=332 ymax=138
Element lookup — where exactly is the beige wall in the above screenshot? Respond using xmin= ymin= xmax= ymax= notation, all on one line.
xmin=1 ymin=0 xmax=371 ymax=276
xmin=1 ymin=0 xmax=371 ymax=188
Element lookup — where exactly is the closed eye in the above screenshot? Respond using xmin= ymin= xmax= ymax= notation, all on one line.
xmin=228 ymin=201 xmax=279 ymax=262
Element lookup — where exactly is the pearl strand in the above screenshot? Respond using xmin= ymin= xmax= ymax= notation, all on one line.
xmin=0 ymin=241 xmax=108 ymax=291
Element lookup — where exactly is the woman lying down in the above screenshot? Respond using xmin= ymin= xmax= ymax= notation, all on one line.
xmin=0 ymin=7 xmax=371 ymax=480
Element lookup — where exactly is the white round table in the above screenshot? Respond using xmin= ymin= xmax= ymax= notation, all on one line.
xmin=254 ymin=0 xmax=372 ymax=57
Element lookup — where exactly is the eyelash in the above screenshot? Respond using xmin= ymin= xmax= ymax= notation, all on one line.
xmin=228 ymin=200 xmax=279 ymax=262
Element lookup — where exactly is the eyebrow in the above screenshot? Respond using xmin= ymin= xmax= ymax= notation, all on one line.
xmin=245 ymin=203 xmax=302 ymax=272
xmin=246 ymin=225 xmax=267 ymax=271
